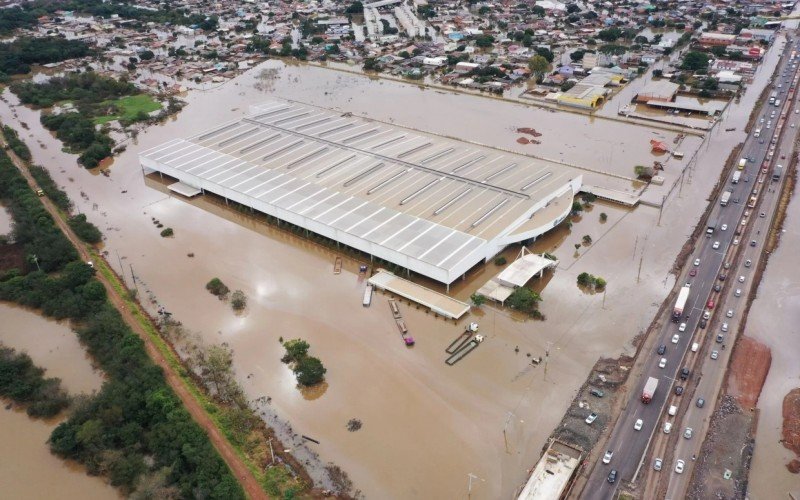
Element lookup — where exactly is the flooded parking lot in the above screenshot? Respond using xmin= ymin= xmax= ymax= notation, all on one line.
xmin=0 ymin=42 xmax=782 ymax=496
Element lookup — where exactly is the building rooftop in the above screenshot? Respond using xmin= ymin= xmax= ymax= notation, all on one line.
xmin=140 ymin=100 xmax=580 ymax=284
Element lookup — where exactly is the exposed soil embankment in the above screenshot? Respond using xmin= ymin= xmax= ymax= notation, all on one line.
xmin=727 ymin=337 xmax=772 ymax=409
xmin=783 ymin=389 xmax=800 ymax=473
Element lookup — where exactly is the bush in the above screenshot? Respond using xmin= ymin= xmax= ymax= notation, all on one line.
xmin=577 ymin=272 xmax=607 ymax=289
xmin=0 ymin=345 xmax=70 ymax=418
xmin=470 ymin=293 xmax=487 ymax=306
xmin=293 ymin=356 xmax=326 ymax=386
xmin=28 ymin=165 xmax=72 ymax=212
xmin=205 ymin=278 xmax=229 ymax=297
xmin=600 ymin=212 xmax=608 ymax=222
xmin=582 ymin=234 xmax=592 ymax=245
xmin=2 ymin=125 xmax=31 ymax=161
xmin=282 ymin=339 xmax=310 ymax=363
xmin=494 ymin=256 xmax=507 ymax=266
xmin=571 ymin=200 xmax=584 ymax=213
xmin=505 ymin=287 xmax=541 ymax=315
xmin=159 ymin=227 xmax=173 ymax=237
xmin=230 ymin=290 xmax=247 ymax=311
xmin=68 ymin=214 xmax=102 ymax=244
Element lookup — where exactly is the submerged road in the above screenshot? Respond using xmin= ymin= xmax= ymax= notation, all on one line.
xmin=579 ymin=32 xmax=799 ymax=500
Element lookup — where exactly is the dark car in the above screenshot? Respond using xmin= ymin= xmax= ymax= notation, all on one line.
xmin=750 ymin=240 xmax=757 ymax=247
xmin=681 ymin=368 xmax=690 ymax=380
xmin=699 ymin=318 xmax=708 ymax=329
xmin=714 ymin=284 xmax=722 ymax=292
xmin=717 ymin=333 xmax=724 ymax=343
xmin=657 ymin=344 xmax=667 ymax=355
xmin=689 ymin=268 xmax=697 ymax=277
xmin=675 ymin=385 xmax=684 ymax=396
xmin=719 ymin=273 xmax=727 ymax=281
xmin=590 ymin=388 xmax=605 ymax=398
xmin=607 ymin=470 xmax=617 ymax=484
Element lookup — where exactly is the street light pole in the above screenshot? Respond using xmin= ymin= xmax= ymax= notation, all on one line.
xmin=467 ymin=473 xmax=484 ymax=498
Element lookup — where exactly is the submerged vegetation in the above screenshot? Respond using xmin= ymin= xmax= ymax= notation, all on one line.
xmin=0 ymin=344 xmax=71 ymax=418
xmin=0 ymin=147 xmax=244 ymax=498
xmin=282 ymin=338 xmax=326 ymax=386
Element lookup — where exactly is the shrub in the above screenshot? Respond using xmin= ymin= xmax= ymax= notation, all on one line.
xmin=600 ymin=212 xmax=608 ymax=222
xmin=470 ymin=293 xmax=487 ymax=306
xmin=282 ymin=339 xmax=310 ymax=363
xmin=494 ymin=256 xmax=507 ymax=266
xmin=505 ymin=287 xmax=541 ymax=315
xmin=230 ymin=290 xmax=247 ymax=311
xmin=205 ymin=278 xmax=229 ymax=297
xmin=68 ymin=214 xmax=102 ymax=244
xmin=582 ymin=234 xmax=593 ymax=245
xmin=571 ymin=201 xmax=584 ymax=213
xmin=293 ymin=356 xmax=326 ymax=386
xmin=160 ymin=227 xmax=173 ymax=237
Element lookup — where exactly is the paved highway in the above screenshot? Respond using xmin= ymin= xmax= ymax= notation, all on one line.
xmin=657 ymin=33 xmax=800 ymax=499
xmin=580 ymin=32 xmax=799 ymax=500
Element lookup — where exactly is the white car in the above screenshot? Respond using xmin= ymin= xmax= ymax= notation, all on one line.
xmin=654 ymin=458 xmax=663 ymax=471
xmin=745 ymin=259 xmax=752 ymax=267
xmin=675 ymin=459 xmax=685 ymax=473
xmin=712 ymin=241 xmax=720 ymax=249
xmin=693 ymin=258 xmax=700 ymax=266
xmin=679 ymin=322 xmax=687 ymax=332
xmin=586 ymin=412 xmax=598 ymax=424
xmin=739 ymin=275 xmax=746 ymax=283
xmin=733 ymin=238 xmax=740 ymax=245
xmin=684 ymin=427 xmax=693 ymax=439
xmin=726 ymin=309 xmax=734 ymax=318
xmin=659 ymin=357 xmax=667 ymax=368
xmin=634 ymin=419 xmax=643 ymax=431
xmin=603 ymin=450 xmax=613 ymax=464
xmin=703 ymin=310 xmax=711 ymax=320
xmin=672 ymin=334 xmax=680 ymax=344
xmin=721 ymin=224 xmax=728 ymax=231
xmin=722 ymin=323 xmax=729 ymax=332
xmin=735 ymin=288 xmax=742 ymax=297
xmin=711 ymin=350 xmax=719 ymax=360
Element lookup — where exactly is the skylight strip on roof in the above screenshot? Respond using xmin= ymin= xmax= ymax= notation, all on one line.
xmin=367 ymin=170 xmax=408 ymax=194
xmin=421 ymin=147 xmax=455 ymax=164
xmin=432 ymin=188 xmax=472 ymax=216
xmin=261 ymin=140 xmax=304 ymax=161
xmin=315 ymin=154 xmax=357 ymax=178
xmin=343 ymin=163 xmax=384 ymax=187
xmin=285 ymin=146 xmax=329 ymax=169
xmin=451 ymin=155 xmax=486 ymax=173
xmin=397 ymin=142 xmax=433 ymax=158
xmin=484 ymin=163 xmax=517 ymax=183
xmin=521 ymin=172 xmax=553 ymax=191
xmin=239 ymin=133 xmax=282 ymax=154
xmin=399 ymin=178 xmax=441 ymax=205
xmin=471 ymin=199 xmax=509 ymax=228
xmin=217 ymin=127 xmax=259 ymax=147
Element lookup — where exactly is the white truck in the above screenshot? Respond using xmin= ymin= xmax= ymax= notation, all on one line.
xmin=732 ymin=171 xmax=741 ymax=184
xmin=642 ymin=377 xmax=659 ymax=404
xmin=673 ymin=284 xmax=691 ymax=322
xmin=720 ymin=190 xmax=732 ymax=206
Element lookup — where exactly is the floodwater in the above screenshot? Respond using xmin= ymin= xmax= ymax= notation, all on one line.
xmin=746 ymin=176 xmax=800 ymax=499
xmin=0 ymin=408 xmax=119 ymax=500
xmin=0 ymin=303 xmax=114 ymax=499
xmin=0 ymin=303 xmax=103 ymax=394
xmin=0 ymin=38 xmax=783 ymax=497
xmin=0 ymin=204 xmax=12 ymax=235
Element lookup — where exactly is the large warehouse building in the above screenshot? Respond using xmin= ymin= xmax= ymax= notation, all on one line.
xmin=140 ymin=100 xmax=582 ymax=285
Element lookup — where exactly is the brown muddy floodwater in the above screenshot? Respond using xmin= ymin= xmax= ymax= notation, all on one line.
xmin=0 ymin=36 xmax=784 ymax=496
xmin=0 ymin=205 xmax=12 ymax=235
xmin=746 ymin=183 xmax=800 ymax=498
xmin=0 ymin=304 xmax=115 ymax=499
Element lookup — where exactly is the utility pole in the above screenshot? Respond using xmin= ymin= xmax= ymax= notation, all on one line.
xmin=130 ymin=264 xmax=140 ymax=297
xmin=467 ymin=473 xmax=484 ymax=498
xmin=544 ymin=341 xmax=554 ymax=382
xmin=657 ymin=195 xmax=666 ymax=226
xmin=268 ymin=437 xmax=275 ymax=464
xmin=30 ymin=254 xmax=40 ymax=272
xmin=116 ymin=250 xmax=126 ymax=287
xmin=502 ymin=411 xmax=517 ymax=454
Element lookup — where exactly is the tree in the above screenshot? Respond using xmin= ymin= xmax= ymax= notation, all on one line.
xmin=528 ymin=55 xmax=550 ymax=79
xmin=535 ymin=46 xmax=554 ymax=63
xmin=681 ymin=51 xmax=710 ymax=71
xmin=570 ymin=49 xmax=586 ymax=62
xmin=282 ymin=339 xmax=310 ymax=363
xmin=68 ymin=214 xmax=102 ymax=244
xmin=652 ymin=69 xmax=663 ymax=78
xmin=505 ymin=287 xmax=541 ymax=314
xmin=566 ymin=3 xmax=581 ymax=13
xmin=577 ymin=272 xmax=592 ymax=286
xmin=159 ymin=227 xmax=173 ymax=237
xmin=470 ymin=293 xmax=487 ymax=306
xmin=595 ymin=277 xmax=607 ymax=289
xmin=582 ymin=234 xmax=593 ymax=245
xmin=561 ymin=80 xmax=576 ymax=92
xmin=138 ymin=50 xmax=155 ymax=60
xmin=600 ymin=212 xmax=608 ymax=222
xmin=294 ymin=356 xmax=326 ymax=386
xmin=205 ymin=278 xmax=229 ymax=297
xmin=598 ymin=27 xmax=622 ymax=42
xmin=571 ymin=200 xmax=584 ymax=213
xmin=230 ymin=290 xmax=247 ymax=311
xmin=345 ymin=1 xmax=364 ymax=14
xmin=363 ymin=57 xmax=380 ymax=71
xmin=475 ymin=35 xmax=495 ymax=48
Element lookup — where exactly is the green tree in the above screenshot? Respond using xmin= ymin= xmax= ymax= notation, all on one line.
xmin=470 ymin=293 xmax=487 ymax=306
xmin=205 ymin=278 xmax=229 ymax=297
xmin=528 ymin=55 xmax=550 ymax=79
xmin=595 ymin=277 xmax=607 ymax=289
xmin=475 ymin=35 xmax=495 ymax=48
xmin=282 ymin=339 xmax=310 ymax=363
xmin=505 ymin=287 xmax=541 ymax=314
xmin=345 ymin=1 xmax=364 ymax=14
xmin=598 ymin=27 xmax=622 ymax=42
xmin=600 ymin=212 xmax=608 ymax=222
xmin=577 ymin=272 xmax=593 ymax=286
xmin=293 ymin=356 xmax=326 ymax=386
xmin=582 ymin=234 xmax=592 ymax=245
xmin=681 ymin=51 xmax=710 ymax=71
xmin=230 ymin=290 xmax=247 ymax=311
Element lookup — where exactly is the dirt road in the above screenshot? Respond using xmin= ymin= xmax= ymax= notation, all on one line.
xmin=0 ymin=134 xmax=268 ymax=500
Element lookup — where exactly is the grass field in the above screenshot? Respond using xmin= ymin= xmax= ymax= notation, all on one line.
xmin=95 ymin=94 xmax=161 ymax=124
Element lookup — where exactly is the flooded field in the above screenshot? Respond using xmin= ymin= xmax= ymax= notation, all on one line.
xmin=0 ymin=304 xmax=103 ymax=395
xmin=0 ymin=409 xmax=119 ymax=500
xmin=0 ymin=304 xmax=113 ymax=499
xmin=746 ymin=177 xmax=800 ymax=498
xmin=0 ymin=41 xmax=781 ymax=497
xmin=0 ymin=204 xmax=12 ymax=235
